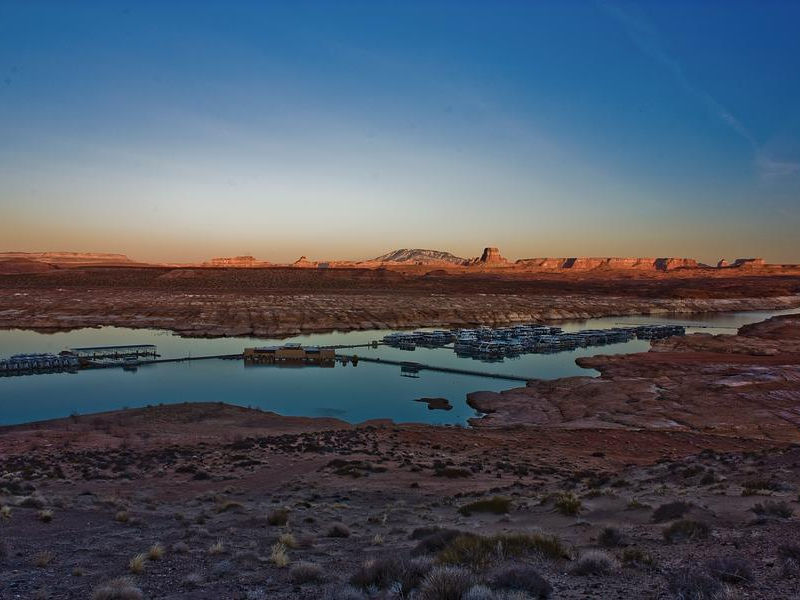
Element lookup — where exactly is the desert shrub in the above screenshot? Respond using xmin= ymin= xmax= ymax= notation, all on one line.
xmin=91 ymin=577 xmax=144 ymax=600
xmin=412 ymin=528 xmax=468 ymax=555
xmin=458 ymin=496 xmax=511 ymax=516
xmin=350 ymin=557 xmax=432 ymax=594
xmin=597 ymin=527 xmax=625 ymax=548
xmin=706 ymin=555 xmax=754 ymax=584
xmin=438 ymin=532 xmax=567 ymax=569
xmin=37 ymin=509 xmax=53 ymax=523
xmin=652 ymin=501 xmax=691 ymax=523
xmin=147 ymin=543 xmax=164 ymax=560
xmin=553 ymin=492 xmax=581 ymax=516
xmin=128 ymin=553 xmax=146 ymax=574
xmin=742 ymin=479 xmax=783 ymax=494
xmin=34 ymin=551 xmax=53 ymax=567
xmin=270 ymin=542 xmax=289 ymax=567
xmin=208 ymin=540 xmax=225 ymax=555
xmin=290 ymin=561 xmax=326 ymax=584
xmin=216 ymin=500 xmax=244 ymax=513
xmin=463 ymin=585 xmax=494 ymax=600
xmin=491 ymin=564 xmax=552 ymax=598
xmin=570 ymin=550 xmax=617 ymax=576
xmin=418 ymin=566 xmax=475 ymax=600
xmin=172 ymin=541 xmax=189 ymax=554
xmin=620 ymin=547 xmax=656 ymax=569
xmin=18 ymin=494 xmax=47 ymax=509
xmin=267 ymin=508 xmax=289 ymax=526
xmin=778 ymin=544 xmax=800 ymax=578
xmin=326 ymin=522 xmax=351 ymax=538
xmin=114 ymin=511 xmax=129 ymax=523
xmin=663 ymin=520 xmax=710 ymax=543
xmin=751 ymin=500 xmax=793 ymax=518
xmin=279 ymin=532 xmax=298 ymax=548
xmin=666 ymin=567 xmax=723 ymax=600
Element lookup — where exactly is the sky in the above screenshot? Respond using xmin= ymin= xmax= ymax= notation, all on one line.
xmin=1 ymin=1 xmax=799 ymax=264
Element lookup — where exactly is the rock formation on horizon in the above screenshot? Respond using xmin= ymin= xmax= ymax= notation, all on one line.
xmin=371 ymin=248 xmax=467 ymax=265
xmin=203 ymin=256 xmax=271 ymax=268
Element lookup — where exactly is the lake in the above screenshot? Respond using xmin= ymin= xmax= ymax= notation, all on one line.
xmin=1 ymin=308 xmax=797 ymax=426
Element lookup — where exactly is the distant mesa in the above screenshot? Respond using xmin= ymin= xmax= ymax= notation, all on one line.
xmin=0 ymin=251 xmax=135 ymax=268
xmin=203 ymin=255 xmax=270 ymax=268
xmin=372 ymin=248 xmax=467 ymax=266
xmin=293 ymin=255 xmax=316 ymax=268
xmin=470 ymin=246 xmax=509 ymax=266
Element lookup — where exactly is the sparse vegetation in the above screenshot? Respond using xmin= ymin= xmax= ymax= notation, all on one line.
xmin=147 ymin=542 xmax=164 ymax=560
xmin=37 ymin=509 xmax=53 ymax=523
xmin=290 ymin=561 xmax=326 ymax=584
xmin=438 ymin=532 xmax=567 ymax=569
xmin=270 ymin=541 xmax=289 ymax=567
xmin=621 ymin=547 xmax=656 ymax=569
xmin=598 ymin=526 xmax=625 ymax=548
xmin=267 ymin=508 xmax=289 ymax=526
xmin=706 ymin=555 xmax=754 ymax=584
xmin=208 ymin=540 xmax=225 ymax=555
xmin=663 ymin=520 xmax=710 ymax=543
xmin=652 ymin=501 xmax=691 ymax=523
xmin=350 ymin=557 xmax=432 ymax=594
xmin=491 ymin=564 xmax=552 ymax=598
xmin=279 ymin=532 xmax=298 ymax=548
xmin=91 ymin=577 xmax=144 ymax=600
xmin=458 ymin=496 xmax=512 ymax=516
xmin=34 ymin=550 xmax=53 ymax=567
xmin=418 ymin=566 xmax=475 ymax=600
xmin=0 ymin=505 xmax=11 ymax=519
xmin=666 ymin=567 xmax=723 ymax=600
xmin=326 ymin=522 xmax=351 ymax=538
xmin=114 ymin=510 xmax=129 ymax=523
xmin=128 ymin=553 xmax=146 ymax=574
xmin=570 ymin=550 xmax=618 ymax=576
xmin=751 ymin=500 xmax=793 ymax=518
xmin=553 ymin=492 xmax=581 ymax=516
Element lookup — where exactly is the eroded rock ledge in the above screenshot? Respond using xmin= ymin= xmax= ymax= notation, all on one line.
xmin=468 ymin=314 xmax=800 ymax=442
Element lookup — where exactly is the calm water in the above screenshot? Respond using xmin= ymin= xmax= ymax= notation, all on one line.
xmin=1 ymin=307 xmax=797 ymax=426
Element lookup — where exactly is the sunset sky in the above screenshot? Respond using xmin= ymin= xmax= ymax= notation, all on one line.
xmin=1 ymin=1 xmax=799 ymax=264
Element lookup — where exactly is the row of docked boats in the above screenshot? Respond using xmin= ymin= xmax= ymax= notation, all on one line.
xmin=382 ymin=323 xmax=685 ymax=359
xmin=0 ymin=352 xmax=81 ymax=375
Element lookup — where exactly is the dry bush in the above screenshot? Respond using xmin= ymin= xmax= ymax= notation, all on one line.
xmin=412 ymin=528 xmax=467 ymax=556
xmin=323 ymin=585 xmax=367 ymax=600
xmin=597 ymin=527 xmax=625 ymax=548
xmin=128 ymin=553 xmax=146 ymax=574
xmin=458 ymin=496 xmax=512 ymax=516
xmin=208 ymin=539 xmax=225 ymax=555
xmin=114 ymin=511 xmax=129 ymax=523
xmin=326 ymin=522 xmax=351 ymax=538
xmin=349 ymin=556 xmax=432 ymax=595
xmin=37 ymin=509 xmax=53 ymax=523
xmin=491 ymin=564 xmax=552 ymax=598
xmin=751 ymin=501 xmax=793 ymax=518
xmin=666 ymin=567 xmax=724 ymax=600
xmin=267 ymin=508 xmax=289 ymax=526
xmin=0 ymin=505 xmax=11 ymax=519
xmin=621 ymin=547 xmax=656 ymax=569
xmin=570 ymin=550 xmax=618 ymax=576
xmin=172 ymin=541 xmax=189 ymax=554
xmin=279 ymin=532 xmax=298 ymax=548
xmin=147 ymin=542 xmax=164 ymax=560
xmin=652 ymin=501 xmax=691 ymax=523
xmin=438 ymin=532 xmax=567 ymax=570
xmin=91 ymin=577 xmax=144 ymax=600
xmin=34 ymin=550 xmax=53 ymax=567
xmin=270 ymin=542 xmax=289 ymax=567
xmin=663 ymin=520 xmax=710 ymax=543
xmin=290 ymin=561 xmax=326 ymax=584
xmin=553 ymin=492 xmax=581 ymax=516
xmin=418 ymin=566 xmax=475 ymax=600
xmin=706 ymin=556 xmax=754 ymax=584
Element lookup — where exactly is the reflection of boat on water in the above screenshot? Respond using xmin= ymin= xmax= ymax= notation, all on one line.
xmin=122 ymin=357 xmax=139 ymax=371
xmin=400 ymin=362 xmax=421 ymax=378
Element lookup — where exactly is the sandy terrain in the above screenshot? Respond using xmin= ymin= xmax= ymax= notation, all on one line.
xmin=2 ymin=315 xmax=800 ymax=599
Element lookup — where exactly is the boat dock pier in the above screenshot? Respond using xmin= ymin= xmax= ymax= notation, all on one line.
xmin=334 ymin=354 xmax=531 ymax=382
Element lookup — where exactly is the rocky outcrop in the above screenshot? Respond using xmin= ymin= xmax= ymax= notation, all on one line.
xmin=372 ymin=249 xmax=467 ymax=266
xmin=0 ymin=252 xmax=134 ymax=266
xmin=0 ymin=259 xmax=57 ymax=275
xmin=513 ymin=257 xmax=699 ymax=271
xmin=293 ymin=256 xmax=316 ymax=268
xmin=204 ymin=256 xmax=271 ymax=268
xmin=732 ymin=258 xmax=766 ymax=268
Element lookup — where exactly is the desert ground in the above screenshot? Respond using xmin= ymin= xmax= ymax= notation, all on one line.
xmin=2 ymin=311 xmax=800 ymax=599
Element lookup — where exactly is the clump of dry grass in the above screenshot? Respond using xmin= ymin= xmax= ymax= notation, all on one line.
xmin=458 ymin=496 xmax=512 ymax=516
xmin=37 ymin=509 xmax=53 ymax=523
xmin=0 ymin=505 xmax=11 ymax=519
xmin=418 ymin=566 xmax=475 ymax=600
xmin=147 ymin=543 xmax=164 ymax=560
xmin=279 ymin=532 xmax=298 ymax=548
xmin=267 ymin=508 xmax=289 ymax=526
xmin=128 ymin=553 xmax=146 ymax=574
xmin=553 ymin=492 xmax=581 ymax=516
xmin=34 ymin=551 xmax=53 ymax=568
xmin=570 ymin=550 xmax=618 ymax=576
xmin=290 ymin=561 xmax=326 ymax=584
xmin=270 ymin=542 xmax=290 ymax=568
xmin=208 ymin=540 xmax=225 ymax=555
xmin=115 ymin=511 xmax=129 ymax=523
xmin=438 ymin=532 xmax=567 ymax=569
xmin=91 ymin=576 xmax=144 ymax=600
xmin=326 ymin=522 xmax=351 ymax=538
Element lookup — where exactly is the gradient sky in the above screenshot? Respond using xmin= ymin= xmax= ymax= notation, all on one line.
xmin=1 ymin=1 xmax=799 ymax=263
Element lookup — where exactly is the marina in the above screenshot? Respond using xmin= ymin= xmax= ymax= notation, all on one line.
xmin=0 ymin=307 xmax=798 ymax=426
